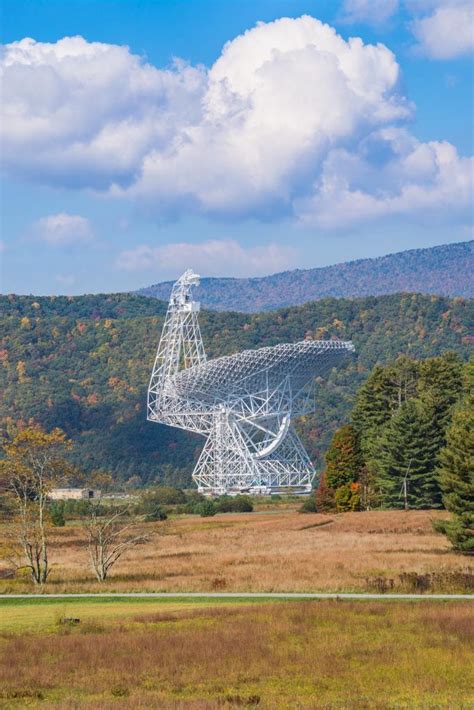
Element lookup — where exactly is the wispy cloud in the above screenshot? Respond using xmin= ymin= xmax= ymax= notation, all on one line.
xmin=115 ymin=239 xmax=297 ymax=278
xmin=339 ymin=0 xmax=399 ymax=26
xmin=56 ymin=274 xmax=77 ymax=287
xmin=32 ymin=213 xmax=94 ymax=245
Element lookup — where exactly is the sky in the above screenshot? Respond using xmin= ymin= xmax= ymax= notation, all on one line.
xmin=1 ymin=0 xmax=473 ymax=295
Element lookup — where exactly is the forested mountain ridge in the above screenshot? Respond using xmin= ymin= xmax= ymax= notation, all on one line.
xmin=137 ymin=241 xmax=474 ymax=312
xmin=1 ymin=291 xmax=472 ymax=485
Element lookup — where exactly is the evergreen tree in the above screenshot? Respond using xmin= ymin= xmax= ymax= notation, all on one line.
xmin=377 ymin=399 xmax=443 ymax=509
xmin=358 ymin=464 xmax=379 ymax=511
xmin=436 ymin=392 xmax=474 ymax=553
xmin=352 ymin=356 xmax=419 ymax=460
xmin=50 ymin=502 xmax=66 ymax=527
xmin=384 ymin=355 xmax=420 ymax=411
xmin=352 ymin=365 xmax=393 ymax=458
xmin=418 ymin=352 xmax=463 ymax=439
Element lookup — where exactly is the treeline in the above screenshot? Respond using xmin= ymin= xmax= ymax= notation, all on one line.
xmin=1 ymin=291 xmax=473 ymax=485
xmin=313 ymin=353 xmax=473 ymax=551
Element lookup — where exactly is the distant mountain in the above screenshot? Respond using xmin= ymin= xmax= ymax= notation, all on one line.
xmin=137 ymin=241 xmax=474 ymax=312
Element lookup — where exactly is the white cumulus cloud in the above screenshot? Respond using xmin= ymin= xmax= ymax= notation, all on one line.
xmin=295 ymin=129 xmax=473 ymax=227
xmin=122 ymin=16 xmax=412 ymax=217
xmin=1 ymin=35 xmax=206 ymax=189
xmin=1 ymin=16 xmax=472 ymax=231
xmin=410 ymin=2 xmax=474 ymax=59
xmin=115 ymin=239 xmax=297 ymax=278
xmin=32 ymin=213 xmax=94 ymax=245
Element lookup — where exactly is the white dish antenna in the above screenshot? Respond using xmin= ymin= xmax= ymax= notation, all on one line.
xmin=147 ymin=270 xmax=354 ymax=496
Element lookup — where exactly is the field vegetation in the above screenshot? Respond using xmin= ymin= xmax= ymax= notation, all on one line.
xmin=0 ymin=597 xmax=472 ymax=708
xmin=1 ymin=509 xmax=472 ymax=594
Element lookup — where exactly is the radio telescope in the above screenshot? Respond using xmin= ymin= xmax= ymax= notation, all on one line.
xmin=147 ymin=269 xmax=354 ymax=496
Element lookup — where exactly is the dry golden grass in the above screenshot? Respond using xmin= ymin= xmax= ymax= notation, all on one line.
xmin=1 ymin=509 xmax=472 ymax=593
xmin=0 ymin=600 xmax=472 ymax=708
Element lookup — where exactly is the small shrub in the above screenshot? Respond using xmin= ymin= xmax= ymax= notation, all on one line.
xmin=2 ymin=690 xmax=45 ymax=700
xmin=146 ymin=486 xmax=186 ymax=506
xmin=145 ymin=508 xmax=167 ymax=522
xmin=211 ymin=577 xmax=227 ymax=590
xmin=58 ymin=617 xmax=81 ymax=626
xmin=316 ymin=471 xmax=335 ymax=512
xmin=175 ymin=491 xmax=206 ymax=514
xmin=185 ymin=490 xmax=205 ymax=504
xmin=63 ymin=500 xmax=107 ymax=517
xmin=49 ymin=502 xmax=66 ymax=527
xmin=214 ymin=495 xmax=233 ymax=513
xmin=197 ymin=500 xmax=217 ymax=517
xmin=399 ymin=572 xmax=432 ymax=592
xmin=139 ymin=492 xmax=168 ymax=523
xmin=334 ymin=483 xmax=360 ymax=512
xmin=365 ymin=576 xmax=394 ymax=593
xmin=111 ymin=686 xmax=130 ymax=697
xmin=216 ymin=495 xmax=253 ymax=513
xmin=299 ymin=496 xmax=317 ymax=513
xmin=432 ymin=518 xmax=450 ymax=535
xmin=137 ymin=489 xmax=175 ymax=519
xmin=231 ymin=495 xmax=253 ymax=513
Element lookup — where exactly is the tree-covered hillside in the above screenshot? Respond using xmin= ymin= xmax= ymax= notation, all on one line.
xmin=1 ymin=292 xmax=472 ymax=485
xmin=138 ymin=241 xmax=474 ymax=312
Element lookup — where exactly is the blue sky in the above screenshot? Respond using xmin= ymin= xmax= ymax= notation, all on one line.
xmin=1 ymin=0 xmax=473 ymax=294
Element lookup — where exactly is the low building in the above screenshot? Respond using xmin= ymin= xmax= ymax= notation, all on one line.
xmin=49 ymin=488 xmax=101 ymax=501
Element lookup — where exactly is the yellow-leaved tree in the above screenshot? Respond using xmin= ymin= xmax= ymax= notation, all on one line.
xmin=0 ymin=427 xmax=72 ymax=585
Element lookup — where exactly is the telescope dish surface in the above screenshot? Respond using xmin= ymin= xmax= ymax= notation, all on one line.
xmin=171 ymin=339 xmax=354 ymax=406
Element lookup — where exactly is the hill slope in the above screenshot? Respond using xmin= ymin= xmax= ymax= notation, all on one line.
xmin=1 ymin=292 xmax=472 ymax=485
xmin=137 ymin=241 xmax=474 ymax=312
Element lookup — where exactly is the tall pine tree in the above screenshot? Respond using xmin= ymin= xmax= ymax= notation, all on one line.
xmin=418 ymin=352 xmax=463 ymax=442
xmin=436 ymin=386 xmax=473 ymax=553
xmin=377 ymin=398 xmax=443 ymax=509
xmin=352 ymin=356 xmax=419 ymax=460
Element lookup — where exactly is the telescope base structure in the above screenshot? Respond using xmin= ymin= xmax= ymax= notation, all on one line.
xmin=192 ymin=411 xmax=314 ymax=497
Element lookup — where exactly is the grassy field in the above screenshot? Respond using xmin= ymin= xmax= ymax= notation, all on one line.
xmin=0 ymin=509 xmax=472 ymax=594
xmin=0 ymin=596 xmax=472 ymax=708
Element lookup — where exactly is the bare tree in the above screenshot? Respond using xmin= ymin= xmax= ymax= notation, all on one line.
xmin=0 ymin=427 xmax=71 ymax=585
xmin=86 ymin=503 xmax=150 ymax=582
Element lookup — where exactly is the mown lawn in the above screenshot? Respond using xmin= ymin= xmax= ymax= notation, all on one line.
xmin=0 ymin=598 xmax=472 ymax=708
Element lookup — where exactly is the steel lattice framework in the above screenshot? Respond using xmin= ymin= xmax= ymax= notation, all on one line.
xmin=147 ymin=269 xmax=355 ymax=496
